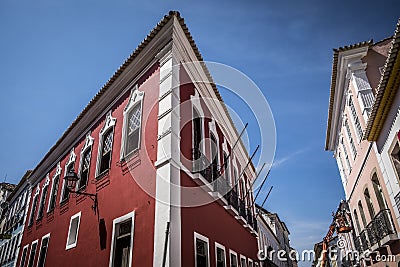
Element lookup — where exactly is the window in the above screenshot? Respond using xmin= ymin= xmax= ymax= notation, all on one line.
xmin=358 ymin=201 xmax=367 ymax=227
xmin=27 ymin=240 xmax=38 ymax=267
xmin=344 ymin=119 xmax=357 ymax=159
xmin=390 ymin=142 xmax=400 ymax=179
xmin=229 ymin=250 xmax=238 ymax=267
xmin=248 ymin=259 xmax=253 ymax=267
xmin=78 ymin=133 xmax=94 ymax=190
xmin=215 ymin=243 xmax=226 ymax=267
xmin=340 ymin=138 xmax=352 ymax=174
xmin=194 ymin=232 xmax=209 ymax=267
xmin=19 ymin=245 xmax=29 ymax=267
xmin=66 ymin=212 xmax=81 ymax=250
xmin=240 ymin=255 xmax=247 ymax=267
xmin=193 ymin=108 xmax=202 ymax=160
xmin=28 ymin=187 xmax=40 ymax=226
xmin=223 ymin=152 xmax=230 ymax=182
xmin=47 ymin=174 xmax=60 ymax=212
xmin=36 ymin=234 xmax=50 ymax=267
xmin=37 ymin=176 xmax=50 ymax=220
xmin=372 ymin=174 xmax=387 ymax=211
xmin=348 ymin=96 xmax=363 ymax=140
xmin=121 ymin=88 xmax=144 ymax=159
xmin=61 ymin=149 xmax=76 ymax=203
xmin=100 ymin=129 xmax=113 ymax=174
xmin=210 ymin=133 xmax=219 ymax=181
xmin=364 ymin=188 xmax=375 ymax=219
xmin=353 ymin=210 xmax=361 ymax=234
xmin=109 ymin=211 xmax=135 ymax=267
xmin=97 ymin=111 xmax=116 ymax=177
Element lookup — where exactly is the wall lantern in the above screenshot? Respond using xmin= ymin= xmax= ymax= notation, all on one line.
xmin=64 ymin=169 xmax=98 ymax=214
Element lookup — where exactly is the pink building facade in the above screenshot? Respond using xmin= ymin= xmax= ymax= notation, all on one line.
xmin=326 ymin=20 xmax=400 ymax=266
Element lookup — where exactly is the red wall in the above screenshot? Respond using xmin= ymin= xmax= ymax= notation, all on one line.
xmin=17 ymin=63 xmax=160 ymax=267
xmin=179 ymin=66 xmax=258 ymax=266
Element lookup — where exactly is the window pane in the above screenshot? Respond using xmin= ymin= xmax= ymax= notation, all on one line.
xmin=27 ymin=243 xmax=37 ymax=267
xmin=216 ymin=247 xmax=225 ymax=267
xmin=196 ymin=239 xmax=208 ymax=267
xmin=37 ymin=185 xmax=48 ymax=220
xmin=100 ymin=129 xmax=113 ymax=174
xmin=19 ymin=246 xmax=28 ymax=267
xmin=29 ymin=196 xmax=38 ymax=226
xmin=230 ymin=254 xmax=238 ymax=267
xmin=126 ymin=105 xmax=142 ymax=155
xmin=37 ymin=237 xmax=49 ymax=267
xmin=67 ymin=217 xmax=80 ymax=246
xmin=79 ymin=149 xmax=91 ymax=188
xmin=48 ymin=176 xmax=60 ymax=211
xmin=113 ymin=219 xmax=132 ymax=267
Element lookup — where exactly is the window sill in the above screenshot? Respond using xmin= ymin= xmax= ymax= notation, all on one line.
xmin=96 ymin=170 xmax=110 ymax=181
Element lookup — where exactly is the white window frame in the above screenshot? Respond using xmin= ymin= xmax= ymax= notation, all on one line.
xmin=209 ymin=119 xmax=220 ymax=166
xmin=215 ymin=242 xmax=226 ymax=267
xmin=19 ymin=244 xmax=29 ymax=267
xmin=28 ymin=186 xmax=40 ymax=226
xmin=60 ymin=149 xmax=76 ymax=203
xmin=120 ymin=86 xmax=144 ymax=160
xmin=248 ymin=258 xmax=253 ymax=267
xmin=66 ymin=212 xmax=81 ymax=250
xmin=47 ymin=163 xmax=62 ymax=212
xmin=36 ymin=233 xmax=50 ymax=267
xmin=77 ymin=132 xmax=94 ymax=190
xmin=96 ymin=111 xmax=116 ymax=177
xmin=26 ymin=239 xmax=38 ymax=267
xmin=191 ymin=89 xmax=206 ymax=155
xmin=109 ymin=211 xmax=135 ymax=267
xmin=229 ymin=250 xmax=238 ymax=267
xmin=240 ymin=255 xmax=247 ymax=267
xmin=37 ymin=175 xmax=50 ymax=220
xmin=222 ymin=139 xmax=232 ymax=184
xmin=194 ymin=232 xmax=210 ymax=267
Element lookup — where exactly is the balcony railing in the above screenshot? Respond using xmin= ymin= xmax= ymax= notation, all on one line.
xmin=355 ymin=209 xmax=396 ymax=252
xmin=227 ymin=190 xmax=239 ymax=211
xmin=213 ymin=177 xmax=230 ymax=196
xmin=354 ymin=235 xmax=363 ymax=253
xmin=192 ymin=148 xmax=221 ymax=183
xmin=192 ymin=148 xmax=257 ymax=233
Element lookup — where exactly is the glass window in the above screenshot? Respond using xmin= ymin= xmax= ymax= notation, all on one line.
xmin=196 ymin=238 xmax=208 ymax=267
xmin=48 ymin=175 xmax=60 ymax=212
xmin=126 ymin=104 xmax=142 ymax=155
xmin=37 ymin=184 xmax=49 ymax=220
xmin=230 ymin=252 xmax=238 ymax=267
xmin=78 ymin=148 xmax=91 ymax=189
xmin=216 ymin=246 xmax=226 ymax=267
xmin=27 ymin=241 xmax=38 ymax=267
xmin=99 ymin=129 xmax=113 ymax=176
xmin=19 ymin=245 xmax=29 ymax=267
xmin=37 ymin=235 xmax=50 ymax=267
xmin=28 ymin=195 xmax=39 ymax=226
xmin=66 ymin=212 xmax=81 ymax=250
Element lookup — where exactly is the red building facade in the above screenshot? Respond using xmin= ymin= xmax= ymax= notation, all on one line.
xmin=17 ymin=12 xmax=259 ymax=267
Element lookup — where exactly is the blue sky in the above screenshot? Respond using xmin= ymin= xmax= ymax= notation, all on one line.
xmin=0 ymin=0 xmax=399 ymax=265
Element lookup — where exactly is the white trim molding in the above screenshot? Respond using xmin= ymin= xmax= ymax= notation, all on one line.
xmin=77 ymin=132 xmax=94 ymax=190
xmin=109 ymin=211 xmax=135 ymax=267
xmin=26 ymin=239 xmax=38 ymax=267
xmin=215 ymin=241 xmax=226 ymax=267
xmin=96 ymin=111 xmax=117 ymax=177
xmin=36 ymin=233 xmax=50 ymax=267
xmin=47 ymin=163 xmax=62 ymax=212
xmin=120 ymin=85 xmax=145 ymax=160
xmin=194 ymin=232 xmax=210 ymax=267
xmin=66 ymin=211 xmax=81 ymax=250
